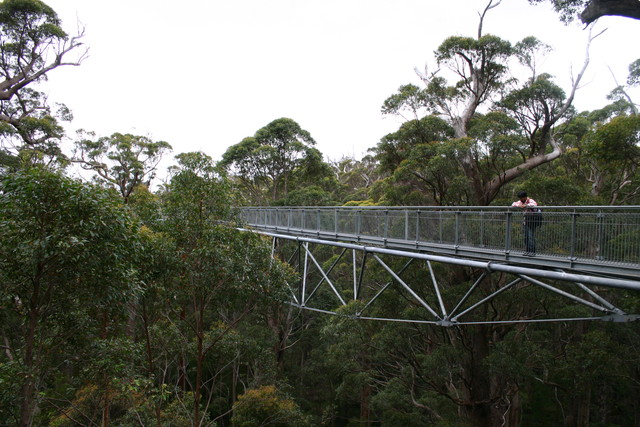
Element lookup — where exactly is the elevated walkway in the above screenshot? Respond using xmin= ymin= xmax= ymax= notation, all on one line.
xmin=239 ymin=206 xmax=640 ymax=325
xmin=241 ymin=206 xmax=640 ymax=280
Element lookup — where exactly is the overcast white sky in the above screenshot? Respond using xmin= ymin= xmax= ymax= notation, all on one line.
xmin=42 ymin=0 xmax=639 ymax=167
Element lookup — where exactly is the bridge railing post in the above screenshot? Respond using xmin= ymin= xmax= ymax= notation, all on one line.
xmin=405 ymin=210 xmax=409 ymax=241
xmin=302 ymin=208 xmax=306 ymax=230
xmin=596 ymin=211 xmax=605 ymax=260
xmin=479 ymin=210 xmax=485 ymax=248
xmin=505 ymin=211 xmax=513 ymax=254
xmin=570 ymin=210 xmax=579 ymax=260
xmin=384 ymin=209 xmax=389 ymax=240
xmin=454 ymin=210 xmax=461 ymax=250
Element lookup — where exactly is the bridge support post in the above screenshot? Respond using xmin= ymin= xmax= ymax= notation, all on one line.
xmin=505 ymin=211 xmax=513 ymax=255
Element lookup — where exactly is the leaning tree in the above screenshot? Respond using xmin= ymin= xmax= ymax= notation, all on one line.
xmin=378 ymin=0 xmax=597 ymax=206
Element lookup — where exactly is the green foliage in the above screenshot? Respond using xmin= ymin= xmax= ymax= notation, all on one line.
xmin=528 ymin=0 xmax=587 ymax=23
xmin=232 ymin=385 xmax=311 ymax=427
xmin=273 ymin=185 xmax=338 ymax=206
xmin=514 ymin=36 xmax=551 ymax=71
xmin=585 ymin=115 xmax=640 ymax=165
xmin=162 ymin=151 xmax=293 ymax=303
xmin=435 ymin=34 xmax=513 ymax=101
xmin=343 ymin=199 xmax=379 ymax=207
xmin=0 ymin=360 xmax=20 ymax=424
xmin=2 ymin=3 xmax=640 ymax=426
xmin=375 ymin=116 xmax=454 ymax=172
xmin=0 ymin=88 xmax=70 ymax=169
xmin=0 ymin=0 xmax=83 ymax=169
xmin=0 ymin=167 xmax=140 ymax=301
xmin=381 ymin=22 xmax=579 ymax=205
xmin=436 ymin=34 xmax=512 ymax=64
xmin=628 ymin=58 xmax=640 ymax=87
xmin=0 ymin=0 xmax=67 ymax=63
xmin=0 ymin=167 xmax=141 ymax=424
xmin=220 ymin=118 xmax=334 ymax=204
xmin=74 ymin=131 xmax=172 ymax=202
xmin=369 ymin=379 xmax=441 ymax=427
xmin=154 ymin=152 xmax=298 ymax=424
xmin=381 ymin=84 xmax=430 ymax=116
xmin=513 ymin=173 xmax=584 ymax=206
xmin=128 ymin=184 xmax=164 ymax=228
xmin=330 ymin=155 xmax=386 ymax=204
xmin=164 ymin=151 xmax=234 ymax=225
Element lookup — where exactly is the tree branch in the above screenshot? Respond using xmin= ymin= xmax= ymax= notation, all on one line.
xmin=581 ymin=0 xmax=640 ymax=24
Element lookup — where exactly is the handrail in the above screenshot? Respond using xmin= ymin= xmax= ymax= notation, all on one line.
xmin=242 ymin=205 xmax=640 ymax=211
xmin=239 ymin=206 xmax=640 ymax=276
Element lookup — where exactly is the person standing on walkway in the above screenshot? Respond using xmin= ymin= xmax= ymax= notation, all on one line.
xmin=512 ymin=191 xmax=539 ymax=256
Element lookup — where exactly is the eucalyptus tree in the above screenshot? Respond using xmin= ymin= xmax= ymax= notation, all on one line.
xmin=0 ymin=88 xmax=72 ymax=168
xmin=221 ymin=117 xmax=332 ymax=205
xmin=364 ymin=5 xmax=603 ymax=422
xmin=73 ymin=131 xmax=172 ymax=203
xmin=159 ymin=152 xmax=296 ymax=425
xmin=378 ymin=1 xmax=593 ymax=205
xmin=540 ymin=57 xmax=640 ymax=205
xmin=0 ymin=168 xmax=140 ymax=426
xmin=582 ymin=114 xmax=640 ymax=203
xmin=73 ymin=131 xmax=172 ymax=380
xmin=607 ymin=58 xmax=640 ymax=115
xmin=329 ymin=154 xmax=386 ymax=203
xmin=629 ymin=58 xmax=640 ymax=86
xmin=371 ymin=115 xmax=461 ymax=205
xmin=0 ymin=0 xmax=86 ymax=168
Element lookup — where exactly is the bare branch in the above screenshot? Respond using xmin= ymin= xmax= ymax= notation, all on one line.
xmin=478 ymin=0 xmax=502 ymax=38
xmin=557 ymin=26 xmax=606 ymax=124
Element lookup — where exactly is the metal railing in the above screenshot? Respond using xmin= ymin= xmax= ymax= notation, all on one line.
xmin=240 ymin=206 xmax=640 ymax=274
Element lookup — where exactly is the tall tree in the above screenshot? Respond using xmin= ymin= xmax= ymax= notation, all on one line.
xmin=160 ymin=152 xmax=295 ymax=425
xmin=73 ymin=131 xmax=172 ymax=203
xmin=0 ymin=88 xmax=71 ymax=168
xmin=583 ymin=114 xmax=640 ymax=203
xmin=0 ymin=167 xmax=140 ymax=426
xmin=607 ymin=58 xmax=640 ymax=115
xmin=221 ymin=118 xmax=330 ymax=204
xmin=0 ymin=0 xmax=86 ymax=168
xmin=330 ymin=155 xmax=386 ymax=203
xmin=380 ymin=1 xmax=593 ymax=205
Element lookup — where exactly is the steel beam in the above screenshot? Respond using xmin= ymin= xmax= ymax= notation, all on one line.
xmin=242 ymin=228 xmax=640 ymax=326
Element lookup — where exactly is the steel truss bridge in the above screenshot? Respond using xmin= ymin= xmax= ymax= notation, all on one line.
xmin=240 ymin=206 xmax=640 ymax=326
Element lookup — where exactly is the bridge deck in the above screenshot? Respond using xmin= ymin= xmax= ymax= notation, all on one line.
xmin=241 ymin=206 xmax=640 ymax=279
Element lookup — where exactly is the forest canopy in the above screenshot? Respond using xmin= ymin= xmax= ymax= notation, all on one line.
xmin=1 ymin=1 xmax=639 ymax=426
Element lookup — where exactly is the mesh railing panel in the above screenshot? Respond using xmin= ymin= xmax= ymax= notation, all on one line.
xmin=241 ymin=207 xmax=640 ymax=265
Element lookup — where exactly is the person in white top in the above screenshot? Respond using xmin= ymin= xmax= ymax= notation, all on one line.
xmin=512 ymin=191 xmax=538 ymax=256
